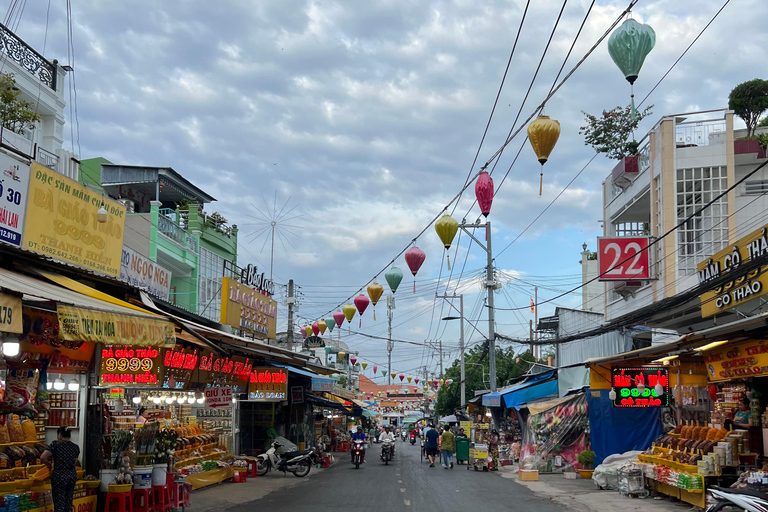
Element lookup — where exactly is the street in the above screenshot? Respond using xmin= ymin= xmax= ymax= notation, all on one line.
xmin=198 ymin=441 xmax=568 ymax=512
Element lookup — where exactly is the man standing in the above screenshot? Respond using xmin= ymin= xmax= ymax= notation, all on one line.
xmin=440 ymin=425 xmax=455 ymax=469
xmin=425 ymin=424 xmax=439 ymax=468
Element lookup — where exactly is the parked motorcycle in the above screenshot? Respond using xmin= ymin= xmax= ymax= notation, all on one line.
xmin=257 ymin=442 xmax=313 ymax=477
xmin=410 ymin=433 xmax=416 ymax=445
xmin=351 ymin=440 xmax=366 ymax=469
xmin=381 ymin=439 xmax=394 ymax=465
xmin=706 ymin=486 xmax=768 ymax=511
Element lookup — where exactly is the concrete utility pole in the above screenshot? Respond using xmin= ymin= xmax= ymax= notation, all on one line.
xmin=437 ymin=294 xmax=465 ymax=408
xmin=534 ymin=286 xmax=538 ymax=361
xmin=387 ymin=295 xmax=394 ymax=385
xmin=287 ymin=279 xmax=295 ymax=347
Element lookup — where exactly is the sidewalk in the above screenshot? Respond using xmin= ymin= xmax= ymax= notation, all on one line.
xmin=498 ymin=467 xmax=697 ymax=512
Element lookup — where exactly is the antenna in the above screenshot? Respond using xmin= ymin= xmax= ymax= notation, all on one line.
xmin=242 ymin=192 xmax=303 ymax=280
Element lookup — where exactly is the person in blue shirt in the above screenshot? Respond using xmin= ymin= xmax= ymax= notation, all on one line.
xmin=351 ymin=426 xmax=367 ymax=463
xmin=425 ymin=424 xmax=440 ymax=467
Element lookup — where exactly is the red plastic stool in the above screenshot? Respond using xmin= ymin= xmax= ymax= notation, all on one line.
xmin=246 ymin=459 xmax=258 ymax=478
xmin=151 ymin=485 xmax=171 ymax=512
xmin=106 ymin=492 xmax=133 ymax=512
xmin=132 ymin=488 xmax=155 ymax=512
xmin=168 ymin=481 xmax=190 ymax=512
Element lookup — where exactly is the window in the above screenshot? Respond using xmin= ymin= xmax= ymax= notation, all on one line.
xmin=198 ymin=248 xmax=233 ymax=321
xmin=744 ymin=180 xmax=768 ymax=195
xmin=675 ymin=166 xmax=729 ymax=276
xmin=613 ymin=222 xmax=649 ymax=237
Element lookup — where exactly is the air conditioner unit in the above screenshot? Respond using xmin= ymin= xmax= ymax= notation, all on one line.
xmin=613 ymin=280 xmax=642 ymax=300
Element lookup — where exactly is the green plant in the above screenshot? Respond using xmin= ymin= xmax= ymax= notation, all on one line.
xmin=577 ymin=449 xmax=596 ymax=469
xmin=757 ymin=133 xmax=768 ymax=149
xmin=759 ymin=117 xmax=768 ymax=128
xmin=0 ymin=73 xmax=42 ymax=135
xmin=729 ymin=79 xmax=768 ymax=138
xmin=579 ymin=105 xmax=653 ymax=160
xmin=175 ymin=199 xmax=196 ymax=211
xmin=205 ymin=212 xmax=228 ymax=233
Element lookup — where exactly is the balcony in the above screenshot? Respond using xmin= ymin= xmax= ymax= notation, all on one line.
xmin=158 ymin=209 xmax=199 ymax=253
xmin=35 ymin=146 xmax=58 ymax=172
xmin=675 ymin=118 xmax=726 ymax=148
xmin=0 ymin=128 xmax=33 ymax=157
xmin=0 ymin=22 xmax=56 ymax=90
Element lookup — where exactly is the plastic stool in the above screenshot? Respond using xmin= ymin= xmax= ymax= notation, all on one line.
xmin=246 ymin=459 xmax=258 ymax=478
xmin=106 ymin=492 xmax=133 ymax=512
xmin=169 ymin=481 xmax=190 ymax=512
xmin=151 ymin=485 xmax=171 ymax=512
xmin=132 ymin=488 xmax=155 ymax=512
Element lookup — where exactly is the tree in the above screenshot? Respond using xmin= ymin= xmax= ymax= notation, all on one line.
xmin=728 ymin=79 xmax=768 ymax=138
xmin=579 ymin=105 xmax=653 ymax=160
xmin=0 ymin=73 xmax=41 ymax=135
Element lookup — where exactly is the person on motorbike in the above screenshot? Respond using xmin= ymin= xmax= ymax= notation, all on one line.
xmin=351 ymin=426 xmax=367 ymax=463
xmin=409 ymin=427 xmax=418 ymax=444
xmin=379 ymin=426 xmax=396 ymax=457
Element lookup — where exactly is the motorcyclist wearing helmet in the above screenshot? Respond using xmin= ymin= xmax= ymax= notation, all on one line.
xmin=351 ymin=426 xmax=367 ymax=463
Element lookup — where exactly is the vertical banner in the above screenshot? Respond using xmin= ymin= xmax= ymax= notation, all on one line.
xmin=0 ymin=154 xmax=30 ymax=247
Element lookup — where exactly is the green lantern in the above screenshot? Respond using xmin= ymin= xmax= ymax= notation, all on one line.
xmin=608 ymin=18 xmax=655 ymax=118
xmin=325 ymin=317 xmax=336 ymax=332
xmin=385 ymin=266 xmax=403 ymax=294
xmin=324 ymin=346 xmax=332 ymax=355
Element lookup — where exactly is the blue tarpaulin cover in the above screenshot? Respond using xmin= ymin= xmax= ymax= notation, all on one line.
xmin=500 ymin=371 xmax=559 ymax=408
xmin=587 ymin=389 xmax=661 ymax=466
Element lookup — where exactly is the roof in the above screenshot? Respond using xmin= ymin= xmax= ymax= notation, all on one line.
xmin=100 ymin=164 xmax=217 ymax=204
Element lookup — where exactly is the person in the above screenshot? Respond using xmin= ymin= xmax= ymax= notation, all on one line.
xmin=368 ymin=425 xmax=376 ymax=447
xmin=729 ymin=397 xmax=753 ymax=429
xmin=41 ymin=426 xmax=80 ymax=512
xmin=441 ymin=425 xmax=455 ymax=469
xmin=409 ymin=426 xmax=418 ymax=442
xmin=379 ymin=426 xmax=396 ymax=459
xmin=136 ymin=407 xmax=148 ymax=424
xmin=456 ymin=428 xmax=468 ymax=438
xmin=425 ymin=424 xmax=440 ymax=468
xmin=351 ymin=426 xmax=367 ymax=463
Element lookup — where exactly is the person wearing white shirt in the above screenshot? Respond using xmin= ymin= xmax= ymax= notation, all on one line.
xmin=379 ymin=427 xmax=396 ymax=458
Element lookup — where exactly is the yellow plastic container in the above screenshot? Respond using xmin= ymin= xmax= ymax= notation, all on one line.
xmin=108 ymin=483 xmax=134 ymax=493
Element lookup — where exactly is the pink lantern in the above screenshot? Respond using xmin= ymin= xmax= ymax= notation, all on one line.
xmin=301 ymin=326 xmax=307 ymax=339
xmin=373 ymin=364 xmax=378 ymax=374
xmin=434 ymin=380 xmax=439 ymax=389
xmin=399 ymin=374 xmax=405 ymax=382
xmin=333 ymin=311 xmax=345 ymax=340
xmin=413 ymin=387 xmax=418 ymax=393
xmin=312 ymin=322 xmax=320 ymax=336
xmin=354 ymin=295 xmax=370 ymax=328
xmin=404 ymin=247 xmax=426 ymax=294
xmin=350 ymin=356 xmax=357 ymax=366
xmin=414 ymin=377 xmax=420 ymax=385
xmin=445 ymin=379 xmax=453 ymax=386
xmin=475 ymin=170 xmax=494 ymax=217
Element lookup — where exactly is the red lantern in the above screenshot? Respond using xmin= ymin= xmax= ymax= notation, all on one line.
xmin=353 ymin=295 xmax=370 ymax=328
xmin=475 ymin=170 xmax=494 ymax=217
xmin=350 ymin=356 xmax=357 ymax=366
xmin=399 ymin=374 xmax=405 ymax=382
xmin=414 ymin=377 xmax=420 ymax=385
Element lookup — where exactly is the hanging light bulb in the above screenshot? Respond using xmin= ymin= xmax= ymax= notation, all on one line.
xmin=152 ymin=396 xmax=162 ymax=405
xmin=165 ymin=396 xmax=173 ymax=404
xmin=636 ymin=381 xmax=646 ymax=393
xmin=96 ymin=202 xmax=108 ymax=223
xmin=177 ymin=395 xmax=186 ymax=404
xmin=608 ymin=388 xmax=617 ymax=401
xmin=196 ymin=397 xmax=204 ymax=404
xmin=53 ymin=377 xmax=65 ymax=390
xmin=46 ymin=381 xmax=53 ymax=391
xmin=68 ymin=378 xmax=79 ymax=391
xmin=132 ymin=396 xmax=142 ymax=404
xmin=2 ymin=336 xmax=19 ymax=357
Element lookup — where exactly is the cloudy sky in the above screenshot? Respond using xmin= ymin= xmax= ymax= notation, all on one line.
xmin=11 ymin=0 xmax=766 ymax=381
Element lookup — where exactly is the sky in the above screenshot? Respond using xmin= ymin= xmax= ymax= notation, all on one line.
xmin=9 ymin=0 xmax=768 ymax=382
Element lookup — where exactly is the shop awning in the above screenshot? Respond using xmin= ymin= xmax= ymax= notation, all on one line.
xmin=271 ymin=364 xmax=318 ymax=379
xmin=306 ymin=394 xmax=350 ymax=413
xmin=499 ymin=370 xmax=559 ymax=409
xmin=362 ymin=409 xmax=379 ymax=418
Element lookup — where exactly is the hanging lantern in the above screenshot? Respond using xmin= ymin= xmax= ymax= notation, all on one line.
xmin=362 ymin=362 xmax=368 ymax=370
xmin=305 ymin=325 xmax=313 ymax=338
xmin=404 ymin=247 xmax=426 ymax=293
xmin=475 ymin=171 xmax=494 ymax=217
xmin=399 ymin=374 xmax=405 ymax=382
xmin=427 ymin=379 xmax=433 ymax=386
xmin=312 ymin=322 xmax=320 ymax=336
xmin=434 ymin=380 xmax=439 ymax=389
xmin=350 ymin=356 xmax=357 ymax=366
xmin=414 ymin=377 xmax=420 ymax=385
xmin=318 ymin=319 xmax=327 ymax=335
xmin=367 ymin=282 xmax=384 ymax=321
xmin=608 ymin=18 xmax=656 ymax=119
xmin=413 ymin=387 xmax=418 ymax=393
xmin=434 ymin=215 xmax=459 ymax=270
xmin=378 ymin=391 xmax=382 ymax=397
xmin=333 ymin=310 xmax=345 ymax=339
xmin=385 ymin=267 xmax=403 ymax=295
xmin=301 ymin=326 xmax=307 ymax=338
xmin=326 ymin=317 xmax=336 ymax=333
xmin=354 ymin=295 xmax=370 ymax=328
xmin=373 ymin=364 xmax=378 ymax=374
xmin=342 ymin=304 xmax=356 ymax=334
xmin=527 ymin=116 xmax=561 ymax=195
xmin=324 ymin=346 xmax=331 ymax=355
xmin=439 ymin=379 xmax=445 ymax=387
xmin=423 ymin=386 xmax=428 ymax=392
xmin=406 ymin=376 xmax=412 ymax=383
xmin=445 ymin=379 xmax=453 ymax=386
xmin=390 ymin=371 xmax=397 ymax=380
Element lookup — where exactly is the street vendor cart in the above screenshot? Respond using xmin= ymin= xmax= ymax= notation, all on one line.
xmin=468 ymin=422 xmax=490 ymax=471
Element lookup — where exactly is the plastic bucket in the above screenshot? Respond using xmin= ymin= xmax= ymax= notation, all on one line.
xmin=133 ymin=466 xmax=152 ymax=489
xmin=151 ymin=464 xmax=167 ymax=487
xmin=99 ymin=469 xmax=119 ymax=493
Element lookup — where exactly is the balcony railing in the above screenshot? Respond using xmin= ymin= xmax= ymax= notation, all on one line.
xmin=0 ymin=127 xmax=33 ymax=157
xmin=0 ymin=22 xmax=56 ymax=90
xmin=675 ymin=118 xmax=726 ymax=147
xmin=158 ymin=209 xmax=199 ymax=253
xmin=35 ymin=146 xmax=58 ymax=172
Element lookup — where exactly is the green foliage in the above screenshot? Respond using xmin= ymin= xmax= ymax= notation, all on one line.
xmin=338 ymin=375 xmax=347 ymax=388
xmin=758 ymin=133 xmax=768 ymax=149
xmin=728 ymin=79 xmax=768 ymax=137
xmin=758 ymin=117 xmax=768 ymax=128
xmin=577 ymin=449 xmax=596 ymax=469
xmin=0 ymin=73 xmax=42 ymax=135
xmin=579 ymin=105 xmax=653 ymax=160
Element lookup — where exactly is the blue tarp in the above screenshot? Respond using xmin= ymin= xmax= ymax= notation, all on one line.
xmin=499 ymin=371 xmax=559 ymax=408
xmin=587 ymin=389 xmax=662 ymax=466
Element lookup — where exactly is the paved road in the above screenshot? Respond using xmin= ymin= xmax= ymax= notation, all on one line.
xmin=225 ymin=441 xmax=568 ymax=512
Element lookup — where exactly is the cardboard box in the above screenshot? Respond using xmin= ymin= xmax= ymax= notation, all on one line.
xmin=519 ymin=470 xmax=539 ymax=481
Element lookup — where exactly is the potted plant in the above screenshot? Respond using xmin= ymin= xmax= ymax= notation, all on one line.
xmin=576 ymin=449 xmax=596 ymax=479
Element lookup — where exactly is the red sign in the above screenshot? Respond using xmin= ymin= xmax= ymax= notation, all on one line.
xmin=248 ymin=368 xmax=288 ymax=401
xmin=598 ymin=237 xmax=651 ymax=280
xmin=99 ymin=346 xmax=163 ymax=385
xmin=205 ymin=386 xmax=232 ymax=409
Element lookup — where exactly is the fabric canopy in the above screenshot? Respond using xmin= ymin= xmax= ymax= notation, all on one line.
xmin=306 ymin=394 xmax=350 ymax=412
xmin=500 ymin=370 xmax=559 ymax=408
xmin=362 ymin=409 xmax=379 ymax=418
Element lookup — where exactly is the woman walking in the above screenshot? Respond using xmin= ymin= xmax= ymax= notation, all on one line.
xmin=41 ymin=426 xmax=80 ymax=512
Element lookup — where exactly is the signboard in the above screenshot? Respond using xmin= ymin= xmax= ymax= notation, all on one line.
xmin=459 ymin=421 xmax=472 ymax=435
xmin=598 ymin=236 xmax=651 ymax=281
xmin=0 ymin=154 xmax=30 ymax=247
xmin=703 ymin=339 xmax=768 ymax=381
xmin=332 ymin=386 xmax=356 ymax=401
xmin=698 ymin=225 xmax=768 ymax=318
xmin=248 ymin=367 xmax=288 ymax=401
xmin=57 ymin=305 xmax=176 ymax=347
xmin=162 ymin=347 xmax=197 ymax=389
xmin=481 ymin=393 xmax=500 ymax=407
xmin=99 ymin=345 xmax=164 ymax=386
xmin=204 ymin=386 xmax=232 ymax=409
xmin=304 ymin=336 xmax=324 ymax=348
xmin=291 ymin=386 xmax=304 ymax=403
xmin=239 ymin=264 xmax=274 ymax=296
xmin=220 ymin=277 xmax=277 ymax=339
xmin=17 ymin=308 xmax=95 ymax=371
xmin=611 ymin=367 xmax=669 ymax=408
xmin=0 ymin=292 xmax=22 ymax=333
xmin=23 ymin=163 xmax=126 ymax=277
xmin=120 ymin=246 xmax=171 ymax=300
xmin=311 ymin=377 xmax=335 ymax=392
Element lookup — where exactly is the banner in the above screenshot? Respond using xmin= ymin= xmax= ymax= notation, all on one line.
xmin=205 ymin=386 xmax=233 ymax=409
xmin=19 ymin=307 xmax=95 ymax=372
xmin=291 ymin=386 xmax=304 ymax=403
xmin=704 ymin=339 xmax=768 ymax=381
xmin=248 ymin=367 xmax=288 ymax=401
xmin=0 ymin=292 xmax=21 ymax=333
xmin=99 ymin=345 xmax=164 ymax=386
xmin=119 ymin=246 xmax=171 ymax=300
xmin=220 ymin=277 xmax=277 ymax=339
xmin=57 ymin=305 xmax=176 ymax=347
xmin=0 ymin=153 xmax=30 ymax=247
xmin=23 ymin=163 xmax=126 ymax=277
xmin=311 ymin=377 xmax=335 ymax=392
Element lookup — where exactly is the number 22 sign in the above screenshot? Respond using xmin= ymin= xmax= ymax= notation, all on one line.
xmin=598 ymin=237 xmax=651 ymax=280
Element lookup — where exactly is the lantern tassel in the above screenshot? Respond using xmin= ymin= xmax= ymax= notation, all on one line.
xmin=539 ymin=167 xmax=544 ymax=196
xmin=359 ymin=318 xmax=362 ymax=328
xmin=630 ymin=85 xmax=638 ymax=121
xmin=413 ymin=279 xmax=416 ymax=294
xmin=373 ymin=308 xmax=376 ymax=321
xmin=446 ymin=254 xmax=451 ymax=271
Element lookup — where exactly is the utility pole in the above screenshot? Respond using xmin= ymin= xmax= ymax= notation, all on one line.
xmin=529 ymin=320 xmax=534 ymax=357
xmin=534 ymin=286 xmax=538 ymax=361
xmin=387 ymin=295 xmax=394 ymax=385
xmin=287 ymin=279 xmax=295 ymax=348
xmin=437 ymin=294 xmax=465 ymax=408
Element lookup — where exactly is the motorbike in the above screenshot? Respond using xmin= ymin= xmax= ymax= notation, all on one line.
xmin=410 ymin=433 xmax=416 ymax=445
xmin=706 ymin=486 xmax=768 ymax=511
xmin=351 ymin=440 xmax=366 ymax=469
xmin=401 ymin=431 xmax=407 ymax=442
xmin=381 ymin=439 xmax=394 ymax=465
xmin=257 ymin=442 xmax=313 ymax=477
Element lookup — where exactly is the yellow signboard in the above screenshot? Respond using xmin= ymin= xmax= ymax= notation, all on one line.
xmin=698 ymin=224 xmax=768 ymax=318
xmin=459 ymin=420 xmax=472 ymax=435
xmin=703 ymin=339 xmax=768 ymax=381
xmin=57 ymin=305 xmax=176 ymax=347
xmin=220 ymin=277 xmax=277 ymax=339
xmin=0 ymin=292 xmax=22 ymax=333
xmin=22 ymin=163 xmax=126 ymax=277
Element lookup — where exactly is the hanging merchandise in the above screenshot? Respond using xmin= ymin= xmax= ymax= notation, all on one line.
xmin=385 ymin=267 xmax=403 ymax=295
xmin=342 ymin=304 xmax=356 ymax=334
xmin=367 ymin=282 xmax=384 ymax=321
xmin=607 ymin=17 xmax=656 ymax=119
xmin=318 ymin=319 xmax=327 ymax=335
xmin=527 ymin=115 xmax=561 ymax=195
xmin=435 ymin=215 xmax=459 ymax=270
xmin=354 ymin=295 xmax=370 ymax=328
xmin=326 ymin=317 xmax=336 ymax=333
xmin=312 ymin=322 xmax=320 ymax=336
xmin=404 ymin=247 xmax=426 ymax=294
xmin=333 ymin=311 xmax=345 ymax=340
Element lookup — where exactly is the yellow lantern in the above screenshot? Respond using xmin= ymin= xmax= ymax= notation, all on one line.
xmin=342 ymin=304 xmax=356 ymax=334
xmin=406 ymin=376 xmax=412 ymax=383
xmin=367 ymin=282 xmax=384 ymax=321
xmin=338 ymin=351 xmax=346 ymax=360
xmin=361 ymin=362 xmax=368 ymax=370
xmin=527 ymin=115 xmax=561 ymax=196
xmin=318 ymin=319 xmax=327 ymax=335
xmin=434 ymin=215 xmax=459 ymax=270
xmin=439 ymin=379 xmax=445 ymax=387
xmin=390 ymin=372 xmax=397 ymax=380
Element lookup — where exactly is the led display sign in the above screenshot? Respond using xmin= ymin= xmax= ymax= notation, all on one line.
xmin=611 ymin=367 xmax=669 ymax=408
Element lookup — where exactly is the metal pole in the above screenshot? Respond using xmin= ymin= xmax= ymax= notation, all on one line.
xmin=438 ymin=339 xmax=443 ymax=380
xmin=387 ymin=296 xmax=393 ymax=385
xmin=534 ymin=286 xmax=538 ymax=361
xmin=459 ymin=294 xmax=465 ymax=409
xmin=486 ymin=221 xmax=496 ymax=393
xmin=529 ymin=319 xmax=533 ymax=356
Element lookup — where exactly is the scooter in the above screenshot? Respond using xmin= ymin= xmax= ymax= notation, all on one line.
xmin=401 ymin=431 xmax=407 ymax=442
xmin=257 ymin=442 xmax=313 ymax=477
xmin=381 ymin=439 xmax=394 ymax=465
xmin=706 ymin=486 xmax=768 ymax=511
xmin=410 ymin=433 xmax=416 ymax=445
xmin=351 ymin=440 xmax=366 ymax=469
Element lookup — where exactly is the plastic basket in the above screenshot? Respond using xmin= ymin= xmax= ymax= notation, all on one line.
xmin=108 ymin=483 xmax=134 ymax=493
xmin=81 ymin=480 xmax=100 ymax=489
xmin=0 ymin=482 xmax=15 ymax=493
xmin=14 ymin=479 xmax=32 ymax=490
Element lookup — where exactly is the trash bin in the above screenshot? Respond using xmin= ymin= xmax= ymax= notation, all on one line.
xmin=456 ymin=437 xmax=470 ymax=464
